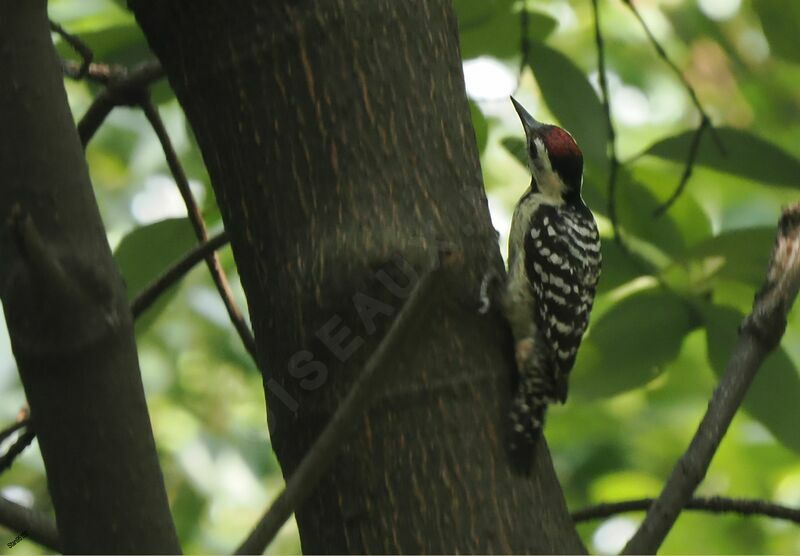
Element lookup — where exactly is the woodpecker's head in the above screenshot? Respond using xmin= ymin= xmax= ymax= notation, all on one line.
xmin=511 ymin=96 xmax=583 ymax=204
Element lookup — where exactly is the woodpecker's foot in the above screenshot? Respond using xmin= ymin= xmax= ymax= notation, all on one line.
xmin=515 ymin=338 xmax=535 ymax=370
xmin=478 ymin=269 xmax=501 ymax=315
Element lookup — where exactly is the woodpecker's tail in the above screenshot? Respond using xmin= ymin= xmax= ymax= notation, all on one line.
xmin=506 ymin=356 xmax=556 ymax=473
xmin=508 ymin=387 xmax=549 ymax=456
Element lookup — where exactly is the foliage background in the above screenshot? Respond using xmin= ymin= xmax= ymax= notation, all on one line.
xmin=1 ymin=0 xmax=799 ymax=553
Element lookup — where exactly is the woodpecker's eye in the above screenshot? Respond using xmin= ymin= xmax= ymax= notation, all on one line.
xmin=529 ymin=136 xmax=548 ymax=170
xmin=528 ymin=140 xmax=539 ymax=160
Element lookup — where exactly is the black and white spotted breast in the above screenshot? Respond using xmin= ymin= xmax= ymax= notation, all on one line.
xmin=524 ymin=203 xmax=601 ymax=401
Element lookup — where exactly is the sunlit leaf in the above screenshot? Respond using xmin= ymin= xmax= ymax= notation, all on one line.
xmin=704 ymin=304 xmax=800 ymax=453
xmin=589 ymin=470 xmax=663 ymax=502
xmin=570 ymin=289 xmax=696 ymax=400
xmin=114 ymin=217 xmax=197 ymax=332
xmin=645 ymin=128 xmax=800 ymax=189
xmin=48 ymin=0 xmax=134 ymax=31
xmin=527 ymin=41 xmax=607 ymax=169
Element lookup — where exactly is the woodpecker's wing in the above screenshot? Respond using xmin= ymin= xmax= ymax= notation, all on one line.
xmin=525 ymin=204 xmax=601 ymax=402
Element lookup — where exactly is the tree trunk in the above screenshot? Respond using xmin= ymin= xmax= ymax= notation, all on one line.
xmin=130 ymin=0 xmax=584 ymax=552
xmin=0 ymin=1 xmax=179 ymax=552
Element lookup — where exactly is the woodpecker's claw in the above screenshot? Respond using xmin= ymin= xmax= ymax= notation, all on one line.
xmin=479 ymin=270 xmax=500 ymax=315
xmin=515 ymin=337 xmax=536 ymax=370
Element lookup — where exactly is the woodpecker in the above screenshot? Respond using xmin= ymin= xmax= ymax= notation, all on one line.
xmin=503 ymin=97 xmax=601 ymax=458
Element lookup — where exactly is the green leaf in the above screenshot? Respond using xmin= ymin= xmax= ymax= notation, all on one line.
xmin=114 ymin=218 xmax=197 ymax=332
xmin=615 ymin=172 xmax=687 ymax=260
xmin=458 ymin=0 xmax=517 ymax=60
xmin=596 ymin=239 xmax=646 ymax=294
xmin=48 ymin=0 xmax=134 ymax=31
xmin=528 ymin=41 xmax=607 ymax=168
xmin=458 ymin=1 xmax=557 ymax=60
xmin=501 ymin=136 xmax=527 ymax=168
xmin=570 ymin=289 xmax=695 ymax=400
xmin=171 ymin=480 xmax=207 ymax=541
xmin=629 ymin=164 xmax=714 ymax=250
xmin=455 ymin=0 xmax=513 ymax=30
xmin=469 ymin=101 xmax=488 ymax=153
xmin=524 ymin=11 xmax=558 ymax=42
xmin=704 ymin=304 xmax=800 ymax=453
xmin=681 ymin=227 xmax=774 ymax=287
xmin=55 ymin=23 xmax=151 ymax=67
xmin=753 ymin=0 xmax=800 ymax=64
xmin=645 ymin=128 xmax=800 ymax=189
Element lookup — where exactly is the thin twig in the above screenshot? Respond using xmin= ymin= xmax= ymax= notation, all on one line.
xmin=653 ymin=117 xmax=708 ymax=217
xmin=235 ymin=257 xmax=444 ymax=554
xmin=77 ymin=60 xmax=164 ymax=146
xmin=515 ymin=5 xmax=530 ymax=92
xmin=0 ymin=418 xmax=29 ymax=445
xmin=622 ymin=203 xmax=800 ymax=555
xmin=0 ymin=496 xmax=61 ymax=553
xmin=139 ymin=97 xmax=257 ymax=359
xmin=0 ymin=429 xmax=36 ymax=474
xmin=591 ymin=0 xmax=624 ymax=248
xmin=49 ymin=20 xmax=93 ymax=79
xmin=621 ymin=0 xmax=722 ymax=150
xmin=621 ymin=0 xmax=725 ymax=215
xmin=573 ymin=495 xmax=800 ymax=524
xmin=131 ymin=231 xmax=230 ymax=318
xmin=62 ymin=59 xmax=129 ymax=85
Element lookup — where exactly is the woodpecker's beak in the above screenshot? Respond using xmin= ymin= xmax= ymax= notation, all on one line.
xmin=510 ymin=96 xmax=545 ymax=138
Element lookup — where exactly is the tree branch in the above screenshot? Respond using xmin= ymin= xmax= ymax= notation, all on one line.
xmin=620 ymin=0 xmax=721 ymax=148
xmin=0 ymin=429 xmax=36 ymax=474
xmin=235 ymin=255 xmax=445 ymax=555
xmin=62 ymin=59 xmax=133 ymax=85
xmin=622 ymin=203 xmax=800 ymax=554
xmin=139 ymin=97 xmax=257 ymax=359
xmin=590 ymin=0 xmax=624 ymax=248
xmin=0 ymin=419 xmax=29 ymax=445
xmin=515 ymin=6 xmax=530 ymax=91
xmin=49 ymin=20 xmax=93 ymax=79
xmin=653 ymin=117 xmax=708 ymax=217
xmin=76 ymin=60 xmax=163 ymax=146
xmin=0 ymin=496 xmax=61 ymax=553
xmin=0 ymin=3 xmax=180 ymax=549
xmin=618 ymin=0 xmax=724 ymax=215
xmin=0 ymin=229 xmax=230 ymax=489
xmin=131 ymin=230 xmax=230 ymax=318
xmin=573 ymin=495 xmax=800 ymax=524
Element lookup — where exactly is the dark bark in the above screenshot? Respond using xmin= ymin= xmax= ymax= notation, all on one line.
xmin=0 ymin=1 xmax=179 ymax=553
xmin=129 ymin=0 xmax=584 ymax=553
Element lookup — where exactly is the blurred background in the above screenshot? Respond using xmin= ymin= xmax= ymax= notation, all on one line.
xmin=1 ymin=0 xmax=799 ymax=553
